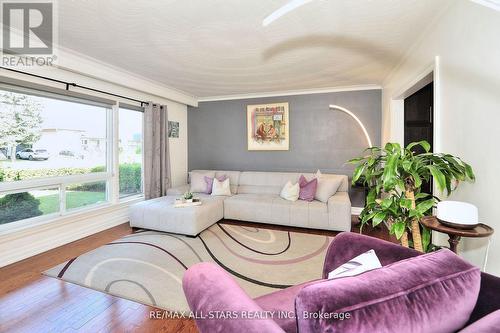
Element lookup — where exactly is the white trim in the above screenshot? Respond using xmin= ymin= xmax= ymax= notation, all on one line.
xmin=0 ymin=198 xmax=142 ymax=268
xmin=388 ymin=57 xmax=439 ymax=149
xmin=0 ymin=172 xmax=111 ymax=194
xmin=0 ymin=198 xmax=135 ymax=238
xmin=351 ymin=207 xmax=364 ymax=215
xmin=197 ymin=84 xmax=382 ymax=102
xmin=393 ymin=63 xmax=435 ymax=100
xmin=433 ymin=56 xmax=442 ymax=154
xmin=0 ymin=199 xmax=111 ymax=235
xmin=111 ymin=104 xmax=120 ymax=204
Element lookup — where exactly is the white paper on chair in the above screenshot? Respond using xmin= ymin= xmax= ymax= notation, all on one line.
xmin=328 ymin=249 xmax=382 ymax=279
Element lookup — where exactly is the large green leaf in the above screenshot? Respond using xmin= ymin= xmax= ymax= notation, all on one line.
xmin=372 ymin=212 xmax=386 ymax=227
xmin=410 ymin=170 xmax=422 ymax=188
xmin=400 ymin=198 xmax=413 ymax=210
xmin=415 ymin=192 xmax=430 ymax=200
xmin=352 ymin=165 xmax=365 ymax=183
xmin=361 ymin=211 xmax=377 ymax=224
xmin=391 ymin=221 xmax=406 ymax=239
xmin=366 ymin=188 xmax=377 ymax=205
xmin=402 ymin=160 xmax=412 ymax=172
xmin=382 ymin=152 xmax=400 ymax=190
xmin=465 ymin=163 xmax=475 ymax=181
xmin=407 ymin=140 xmax=431 ymax=153
xmin=416 ymin=198 xmax=435 ymax=214
xmin=422 ymin=226 xmax=431 ymax=252
xmin=348 ymin=157 xmax=365 ymax=164
xmin=381 ymin=198 xmax=392 ymax=209
xmin=427 ymin=165 xmax=446 ymax=193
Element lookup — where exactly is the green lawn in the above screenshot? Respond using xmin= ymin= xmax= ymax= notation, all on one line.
xmin=38 ymin=191 xmax=106 ymax=214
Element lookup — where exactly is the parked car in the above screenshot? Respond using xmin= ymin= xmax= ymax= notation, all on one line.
xmin=16 ymin=149 xmax=50 ymax=160
xmin=59 ymin=150 xmax=85 ymax=159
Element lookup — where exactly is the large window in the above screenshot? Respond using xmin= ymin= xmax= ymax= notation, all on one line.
xmin=0 ymin=82 xmax=146 ymax=228
xmin=0 ymin=91 xmax=109 ymax=181
xmin=118 ymin=107 xmax=143 ymax=198
xmin=0 ymin=85 xmax=117 ymax=227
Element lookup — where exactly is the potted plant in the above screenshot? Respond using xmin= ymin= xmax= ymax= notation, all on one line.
xmin=349 ymin=141 xmax=475 ymax=252
xmin=183 ymin=191 xmax=194 ymax=203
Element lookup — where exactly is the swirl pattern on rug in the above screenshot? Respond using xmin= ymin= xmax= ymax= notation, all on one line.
xmin=44 ymin=223 xmax=333 ymax=311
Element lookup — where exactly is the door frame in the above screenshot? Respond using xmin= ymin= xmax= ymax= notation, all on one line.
xmin=391 ymin=56 xmax=441 ymax=155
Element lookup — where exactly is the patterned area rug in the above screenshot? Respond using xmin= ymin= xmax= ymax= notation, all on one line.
xmin=44 ymin=223 xmax=333 ymax=312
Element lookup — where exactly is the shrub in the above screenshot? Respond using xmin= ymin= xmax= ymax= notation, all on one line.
xmin=1 ymin=164 xmax=142 ymax=194
xmin=65 ymin=164 xmax=142 ymax=194
xmin=119 ymin=163 xmax=142 ymax=194
xmin=2 ymin=167 xmax=92 ymax=182
xmin=66 ymin=181 xmax=106 ymax=192
xmin=0 ymin=192 xmax=42 ymax=224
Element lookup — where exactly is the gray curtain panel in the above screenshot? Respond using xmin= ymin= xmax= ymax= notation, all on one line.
xmin=144 ymin=102 xmax=172 ymax=199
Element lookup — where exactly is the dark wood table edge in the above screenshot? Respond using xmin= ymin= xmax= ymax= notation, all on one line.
xmin=421 ymin=216 xmax=494 ymax=253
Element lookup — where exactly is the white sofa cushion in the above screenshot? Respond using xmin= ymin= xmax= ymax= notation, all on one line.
xmin=223 ymin=193 xmax=330 ymax=229
xmin=280 ymin=181 xmax=300 ymax=201
xmin=212 ymin=178 xmax=231 ymax=196
xmin=190 ymin=171 xmax=215 ymax=193
xmin=315 ymin=170 xmax=343 ymax=203
xmin=129 ymin=195 xmax=224 ymax=236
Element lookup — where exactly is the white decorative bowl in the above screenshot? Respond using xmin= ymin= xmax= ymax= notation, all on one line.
xmin=436 ymin=201 xmax=479 ymax=229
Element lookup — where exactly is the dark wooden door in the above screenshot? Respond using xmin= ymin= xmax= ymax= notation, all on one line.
xmin=404 ymin=82 xmax=433 ymax=193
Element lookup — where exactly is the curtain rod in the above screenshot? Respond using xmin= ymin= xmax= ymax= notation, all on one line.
xmin=0 ymin=66 xmax=149 ymax=107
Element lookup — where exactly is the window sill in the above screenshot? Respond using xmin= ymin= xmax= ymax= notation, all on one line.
xmin=0 ymin=196 xmax=144 ymax=238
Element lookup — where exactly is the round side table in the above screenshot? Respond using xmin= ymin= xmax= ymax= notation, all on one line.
xmin=421 ymin=216 xmax=494 ymax=254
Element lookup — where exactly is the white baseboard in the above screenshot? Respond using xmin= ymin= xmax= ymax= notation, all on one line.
xmin=351 ymin=207 xmax=364 ymax=215
xmin=0 ymin=199 xmax=142 ymax=268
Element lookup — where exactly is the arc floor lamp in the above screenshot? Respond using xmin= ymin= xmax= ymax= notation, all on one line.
xmin=329 ymin=104 xmax=373 ymax=148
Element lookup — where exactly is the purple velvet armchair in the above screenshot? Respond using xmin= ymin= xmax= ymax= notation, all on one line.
xmin=183 ymin=232 xmax=500 ymax=333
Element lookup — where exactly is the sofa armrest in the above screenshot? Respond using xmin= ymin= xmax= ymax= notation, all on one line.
xmin=322 ymin=232 xmax=421 ymax=279
xmin=183 ymin=263 xmax=284 ymax=333
xmin=460 ymin=309 xmax=500 ymax=333
xmin=327 ymin=192 xmax=351 ymax=232
xmin=166 ymin=184 xmax=190 ymax=196
xmin=467 ymin=272 xmax=500 ymax=325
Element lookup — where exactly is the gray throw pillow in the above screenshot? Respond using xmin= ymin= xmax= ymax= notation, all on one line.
xmin=190 ymin=171 xmax=215 ymax=193
xmin=315 ymin=174 xmax=342 ymax=202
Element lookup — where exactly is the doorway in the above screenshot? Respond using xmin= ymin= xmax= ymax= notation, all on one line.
xmin=404 ymin=82 xmax=433 ymax=194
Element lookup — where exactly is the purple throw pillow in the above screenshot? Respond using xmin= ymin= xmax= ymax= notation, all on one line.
xmin=204 ymin=175 xmax=228 ymax=194
xmin=298 ymin=175 xmax=317 ymax=202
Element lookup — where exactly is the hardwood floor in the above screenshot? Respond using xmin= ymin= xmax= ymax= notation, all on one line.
xmin=0 ymin=217 xmax=391 ymax=333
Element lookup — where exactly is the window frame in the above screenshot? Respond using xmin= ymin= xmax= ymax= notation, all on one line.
xmin=117 ymin=103 xmax=145 ymax=201
xmin=0 ymin=80 xmax=146 ymax=232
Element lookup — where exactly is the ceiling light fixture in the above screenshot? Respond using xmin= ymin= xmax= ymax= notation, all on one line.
xmin=469 ymin=0 xmax=500 ymax=11
xmin=262 ymin=0 xmax=314 ymax=27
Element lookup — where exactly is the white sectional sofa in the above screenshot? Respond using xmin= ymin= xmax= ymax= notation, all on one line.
xmin=166 ymin=170 xmax=352 ymax=232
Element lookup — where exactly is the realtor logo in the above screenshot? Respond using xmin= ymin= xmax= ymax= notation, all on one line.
xmin=2 ymin=2 xmax=53 ymax=55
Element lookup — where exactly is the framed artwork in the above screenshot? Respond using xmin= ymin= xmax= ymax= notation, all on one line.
xmin=168 ymin=121 xmax=179 ymax=138
xmin=247 ymin=102 xmax=289 ymax=151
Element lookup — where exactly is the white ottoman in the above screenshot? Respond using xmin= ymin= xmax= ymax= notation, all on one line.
xmin=129 ymin=195 xmax=224 ymax=236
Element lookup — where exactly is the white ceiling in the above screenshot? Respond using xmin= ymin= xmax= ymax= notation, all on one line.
xmin=58 ymin=0 xmax=452 ymax=98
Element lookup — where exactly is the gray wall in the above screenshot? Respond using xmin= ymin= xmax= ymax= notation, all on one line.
xmin=188 ymin=90 xmax=382 ymax=207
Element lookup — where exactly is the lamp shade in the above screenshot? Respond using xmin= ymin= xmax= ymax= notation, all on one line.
xmin=436 ymin=201 xmax=479 ymax=229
